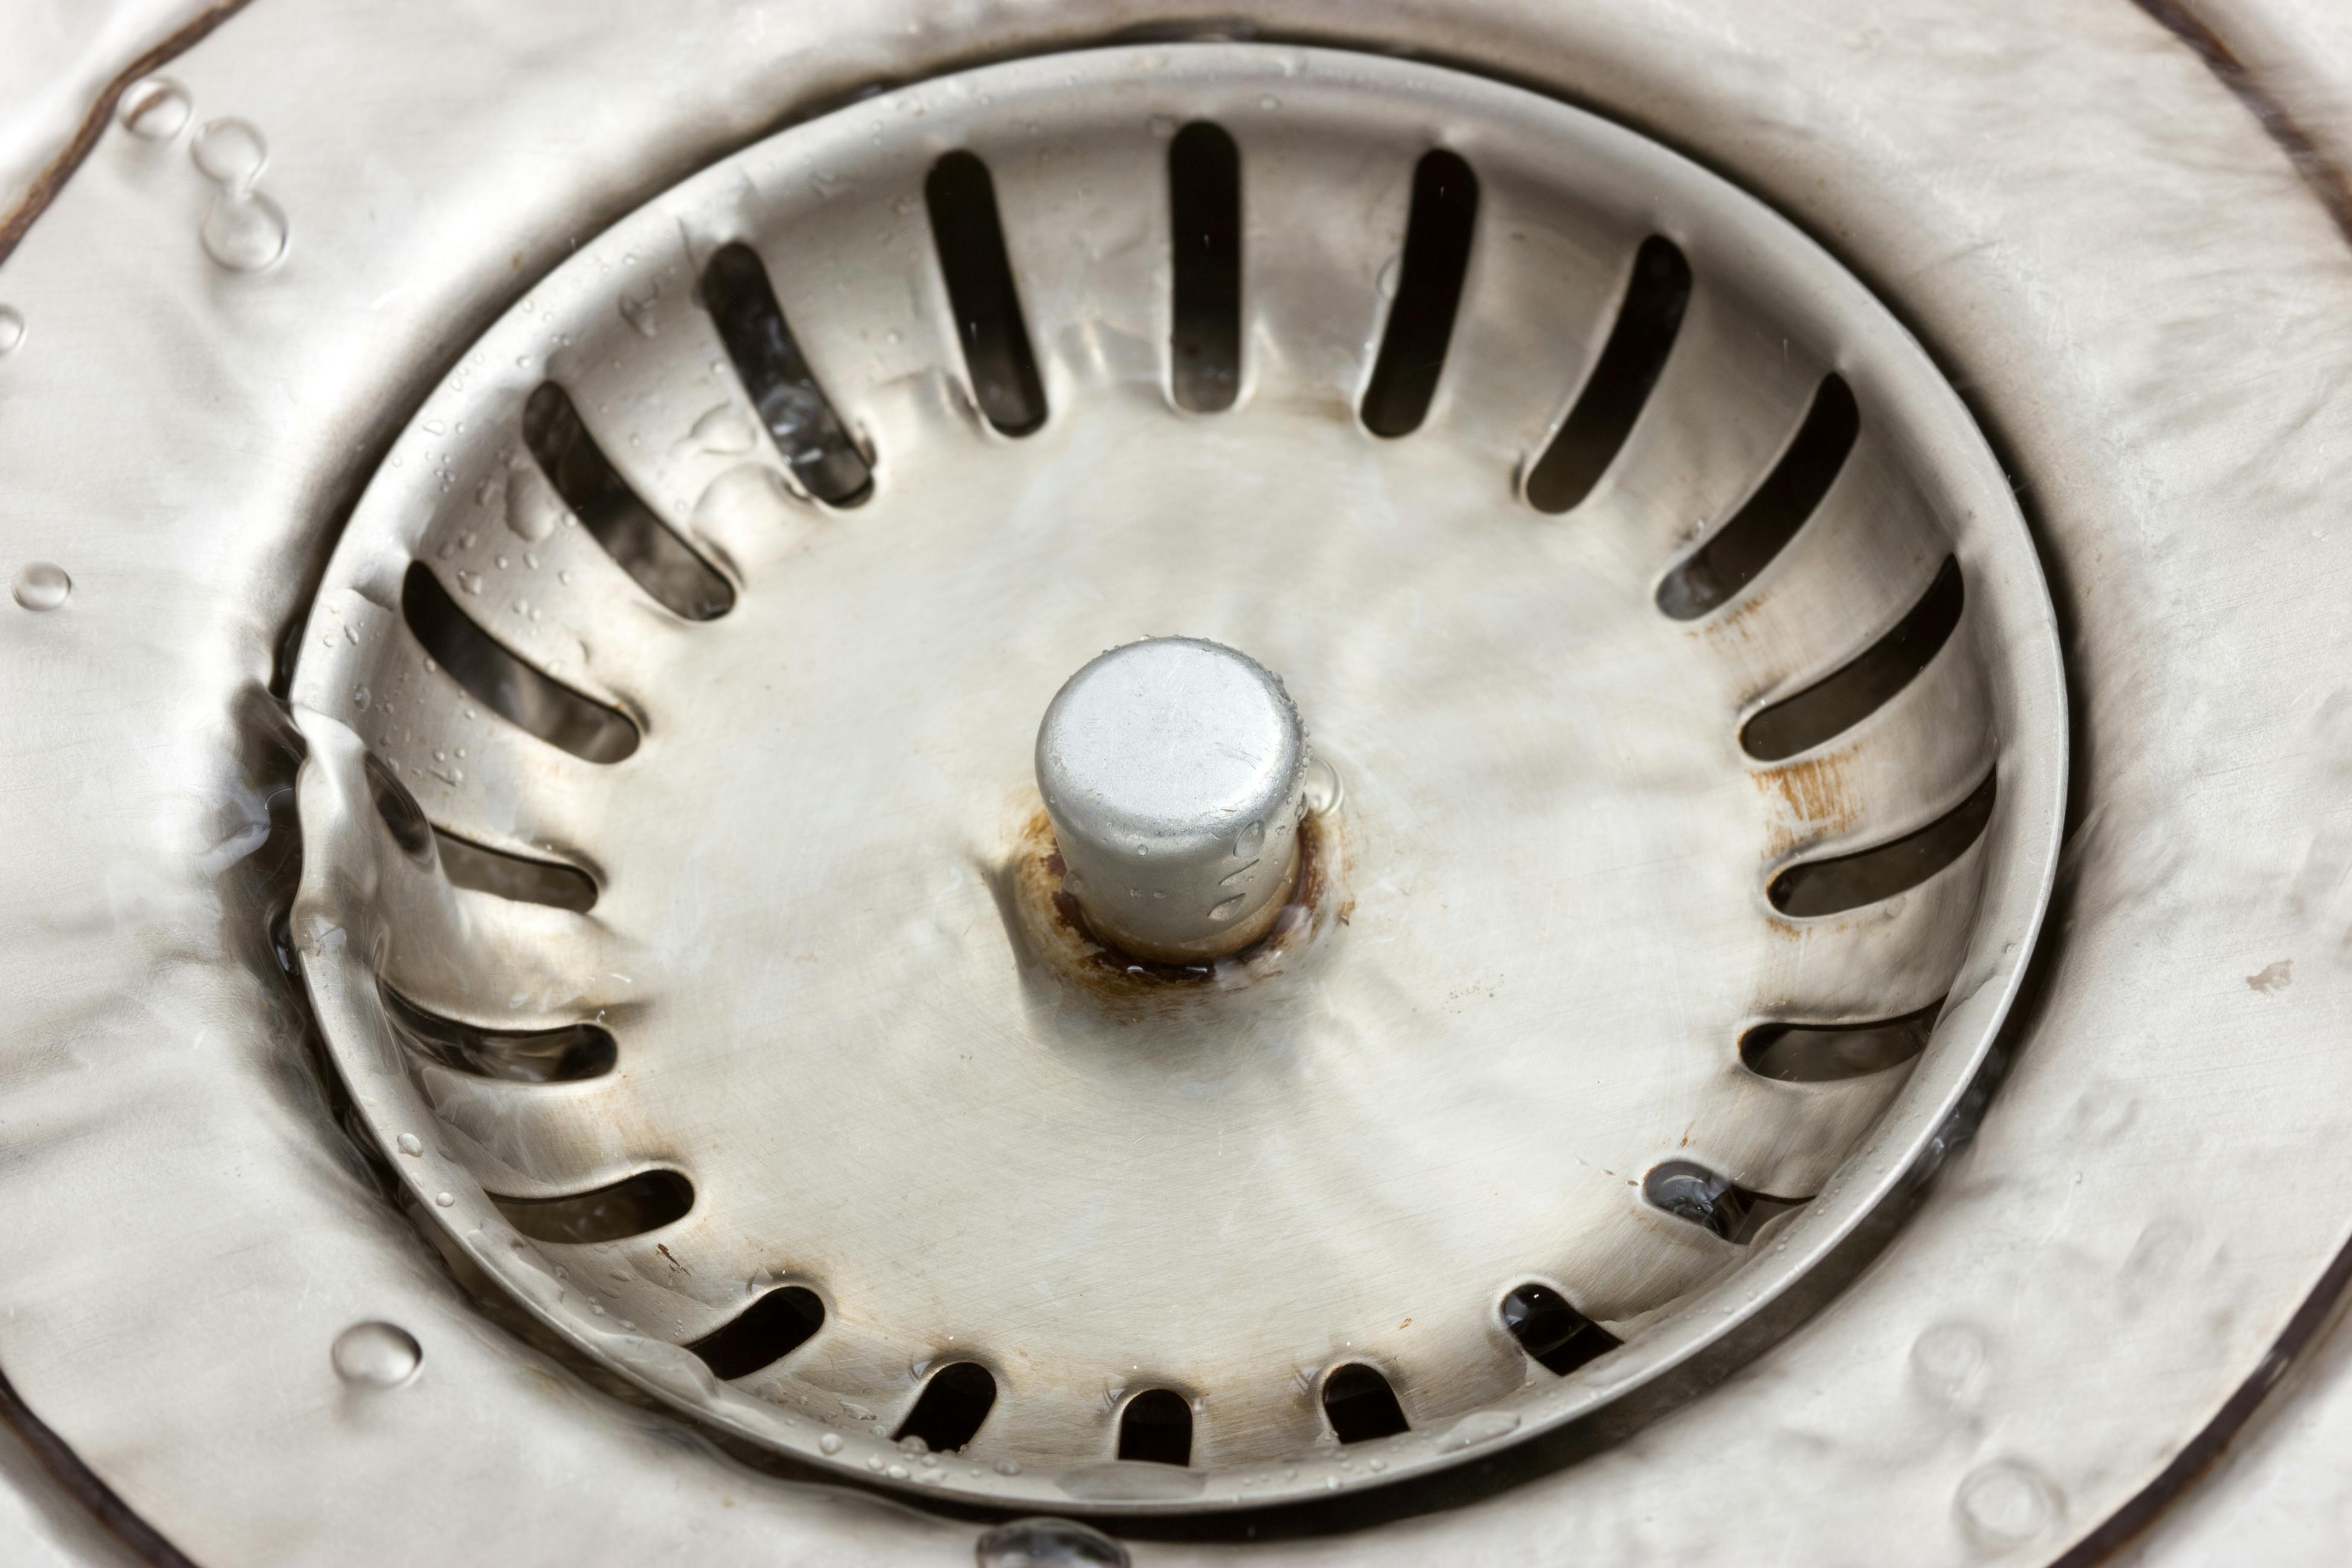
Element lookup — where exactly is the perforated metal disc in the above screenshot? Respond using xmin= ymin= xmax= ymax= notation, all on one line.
xmin=286 ymin=42 xmax=2064 ymax=1510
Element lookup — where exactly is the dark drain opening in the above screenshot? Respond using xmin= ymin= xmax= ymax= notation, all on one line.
xmin=1117 ymin=1388 xmax=1195 ymax=1466
xmin=1361 ymin=149 xmax=1478 ymax=438
xmin=927 ymin=151 xmax=1047 ymax=437
xmin=685 ymin=1286 xmax=827 ymax=1379
xmin=895 ymin=1361 xmax=998 ymax=1452
xmin=1168 ymin=121 xmax=1243 ymax=414
xmin=1656 ymin=374 xmax=1859 ymax=619
xmin=1769 ymin=769 xmax=1997 ymax=918
xmin=433 ymin=829 xmax=599 ymax=913
xmin=1742 ymin=556 xmax=1965 ymax=761
xmin=1642 ymin=1160 xmax=1805 ymax=1245
xmin=1500 ymin=1282 xmax=1621 ymax=1375
xmin=379 ymin=985 xmax=616 ymax=1083
xmin=1526 ymin=235 xmax=1691 ymax=513
xmin=521 ymin=382 xmax=735 ymax=620
xmin=1322 ymin=1363 xmax=1410 ymax=1443
xmin=491 ymin=1169 xmax=694 ymax=1244
xmin=701 ymin=243 xmax=873 ymax=506
xmin=1741 ymin=1002 xmax=1941 ymax=1082
xmin=400 ymin=562 xmax=640 ymax=764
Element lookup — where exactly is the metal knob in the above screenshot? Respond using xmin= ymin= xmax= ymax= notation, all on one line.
xmin=1035 ymin=638 xmax=1305 ymax=963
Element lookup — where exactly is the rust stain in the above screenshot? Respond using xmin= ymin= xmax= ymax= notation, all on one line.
xmin=656 ymin=1243 xmax=688 ymax=1276
xmin=1751 ymin=748 xmax=1858 ymax=857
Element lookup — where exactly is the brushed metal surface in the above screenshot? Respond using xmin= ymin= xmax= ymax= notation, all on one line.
xmin=0 ymin=0 xmax=2346 ymax=1561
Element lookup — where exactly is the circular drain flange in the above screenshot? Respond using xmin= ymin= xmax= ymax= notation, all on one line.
xmin=287 ymin=42 xmax=2064 ymax=1511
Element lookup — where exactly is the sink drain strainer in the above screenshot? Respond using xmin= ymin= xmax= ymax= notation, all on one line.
xmin=286 ymin=42 xmax=2064 ymax=1511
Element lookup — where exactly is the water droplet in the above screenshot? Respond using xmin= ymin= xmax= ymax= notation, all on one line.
xmin=330 ymin=1321 xmax=421 ymax=1388
xmin=976 ymin=1518 xmax=1128 ymax=1567
xmin=1209 ymin=895 xmax=1244 ymax=922
xmin=1376 ymin=253 xmax=1403 ymax=299
xmin=818 ymin=1432 xmax=843 ymax=1455
xmin=504 ymin=462 xmax=563 ymax=541
xmin=1259 ymin=94 xmax=1281 ymax=111
xmin=0 ymin=305 xmax=22 ymax=358
xmin=395 ymin=1132 xmax=423 ymax=1155
xmin=995 ymin=1459 xmax=1022 ymax=1475
xmin=1910 ymin=1322 xmax=1988 ymax=1405
xmin=454 ymin=570 xmax=483 ymax=595
xmin=10 ymin=563 xmax=69 ymax=611
xmin=1301 ymin=754 xmax=1344 ymax=816
xmin=351 ymin=685 xmax=370 ymax=710
xmin=898 ymin=1434 xmax=930 ymax=1456
xmin=1955 ymin=1460 xmax=2061 ymax=1550
xmin=190 ymin=117 xmax=267 ymax=188
xmin=690 ymin=403 xmax=754 ymax=455
xmin=119 ymin=77 xmax=191 ymax=140
xmin=434 ymin=1191 xmax=456 ymax=1207
xmin=1235 ymin=820 xmax=1266 ymax=857
xmin=200 ymin=189 xmax=289 ymax=272
xmin=618 ymin=284 xmax=660 ymax=338
xmin=886 ymin=1463 xmax=910 ymax=1480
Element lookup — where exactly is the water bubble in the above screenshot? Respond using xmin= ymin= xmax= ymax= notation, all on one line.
xmin=1301 ymin=754 xmax=1344 ymax=815
xmin=395 ymin=1132 xmax=423 ymax=1155
xmin=434 ymin=1191 xmax=456 ymax=1207
xmin=818 ymin=1432 xmax=843 ymax=1455
xmin=690 ymin=402 xmax=755 ymax=455
xmin=1909 ymin=1322 xmax=1988 ymax=1405
xmin=190 ymin=117 xmax=267 ymax=188
xmin=975 ymin=1517 xmax=1128 ymax=1568
xmin=505 ymin=462 xmax=563 ymax=541
xmin=0 ymin=305 xmax=21 ymax=358
xmin=618 ymin=284 xmax=660 ymax=338
xmin=11 ymin=563 xmax=70 ymax=611
xmin=330 ymin=1322 xmax=422 ymax=1388
xmin=886 ymin=1463 xmax=910 ymax=1480
xmin=119 ymin=78 xmax=191 ymax=140
xmin=201 ymin=189 xmax=290 ymax=272
xmin=1955 ymin=1459 xmax=2060 ymax=1550
xmin=1234 ymin=820 xmax=1266 ymax=857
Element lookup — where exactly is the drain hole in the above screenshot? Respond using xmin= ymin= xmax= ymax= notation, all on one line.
xmin=1117 ymin=1388 xmax=1195 ymax=1466
xmin=1168 ymin=122 xmax=1243 ymax=414
xmin=1743 ymin=557 xmax=1965 ymax=761
xmin=926 ymin=151 xmax=1047 ymax=437
xmin=401 ymin=563 xmax=640 ymax=764
xmin=702 ymin=243 xmax=872 ymax=506
xmin=1643 ymin=1160 xmax=1805 ymax=1244
xmin=1656 ymin=374 xmax=1860 ymax=619
xmin=433 ymin=829 xmax=599 ymax=912
xmin=894 ymin=1361 xmax=998 ymax=1452
xmin=363 ymin=752 xmax=434 ymax=863
xmin=1321 ymin=1363 xmax=1410 ymax=1443
xmin=491 ymin=1169 xmax=694 ymax=1243
xmin=1526 ymin=236 xmax=1692 ymax=513
xmin=380 ymin=985 xmax=616 ymax=1082
xmin=1361 ymin=149 xmax=1479 ymax=438
xmin=684 ymin=1285 xmax=826 ymax=1379
xmin=1741 ymin=1001 xmax=1940 ymax=1082
xmin=1500 ymin=1282 xmax=1621 ymax=1376
xmin=1769 ymin=768 xmax=1997 ymax=918
xmin=521 ymin=383 xmax=735 ymax=619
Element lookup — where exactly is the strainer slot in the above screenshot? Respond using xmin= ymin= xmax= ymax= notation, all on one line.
xmin=684 ymin=1285 xmax=826 ymax=1379
xmin=1321 ymin=1363 xmax=1410 ymax=1443
xmin=1526 ymin=235 xmax=1691 ymax=514
xmin=1740 ymin=1002 xmax=1939 ymax=1082
xmin=1168 ymin=122 xmax=1243 ymax=414
xmin=490 ymin=1168 xmax=694 ymax=1243
xmin=1361 ymin=149 xmax=1478 ymax=438
xmin=1768 ymin=768 xmax=1996 ymax=918
xmin=433 ymin=830 xmax=599 ymax=912
xmin=400 ymin=563 xmax=639 ymax=763
xmin=1742 ymin=557 xmax=1965 ymax=761
xmin=926 ymin=152 xmax=1046 ymax=436
xmin=894 ymin=1361 xmax=998 ymax=1453
xmin=702 ymin=243 xmax=872 ymax=507
xmin=1499 ymin=1282 xmax=1620 ymax=1376
xmin=1655 ymin=374 xmax=1860 ymax=619
xmin=1642 ymin=1161 xmax=1805 ymax=1244
xmin=1117 ymin=1388 xmax=1195 ymax=1466
xmin=379 ymin=985 xmax=616 ymax=1083
xmin=520 ymin=383 xmax=736 ymax=619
